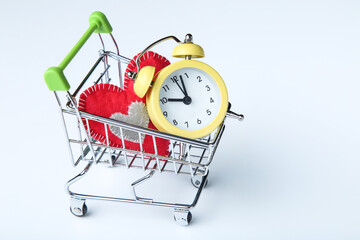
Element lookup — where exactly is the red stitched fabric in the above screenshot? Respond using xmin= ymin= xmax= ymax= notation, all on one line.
xmin=78 ymin=51 xmax=171 ymax=157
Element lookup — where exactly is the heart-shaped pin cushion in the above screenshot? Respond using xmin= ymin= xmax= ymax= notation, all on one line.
xmin=78 ymin=51 xmax=171 ymax=157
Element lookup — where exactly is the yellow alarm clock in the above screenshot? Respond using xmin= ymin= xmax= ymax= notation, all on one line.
xmin=130 ymin=34 xmax=228 ymax=139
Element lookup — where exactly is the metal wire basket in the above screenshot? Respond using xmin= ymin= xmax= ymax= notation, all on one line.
xmin=45 ymin=12 xmax=243 ymax=225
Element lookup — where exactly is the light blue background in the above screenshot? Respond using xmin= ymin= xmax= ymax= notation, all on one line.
xmin=1 ymin=0 xmax=359 ymax=239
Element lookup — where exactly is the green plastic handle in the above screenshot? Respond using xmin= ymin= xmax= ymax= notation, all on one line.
xmin=44 ymin=11 xmax=112 ymax=91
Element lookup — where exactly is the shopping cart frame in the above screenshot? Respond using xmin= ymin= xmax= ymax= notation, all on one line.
xmin=45 ymin=12 xmax=243 ymax=225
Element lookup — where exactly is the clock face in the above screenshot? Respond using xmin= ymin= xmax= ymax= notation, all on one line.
xmin=158 ymin=67 xmax=221 ymax=131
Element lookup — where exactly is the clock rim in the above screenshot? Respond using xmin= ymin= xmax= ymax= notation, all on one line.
xmin=146 ymin=60 xmax=228 ymax=139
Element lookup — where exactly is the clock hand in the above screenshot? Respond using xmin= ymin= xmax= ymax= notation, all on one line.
xmin=167 ymin=98 xmax=185 ymax=102
xmin=167 ymin=96 xmax=192 ymax=105
xmin=179 ymin=75 xmax=188 ymax=97
xmin=173 ymin=77 xmax=186 ymax=96
xmin=167 ymin=76 xmax=192 ymax=105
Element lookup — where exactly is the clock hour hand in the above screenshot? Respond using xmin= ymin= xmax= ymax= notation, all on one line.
xmin=167 ymin=96 xmax=192 ymax=105
xmin=167 ymin=98 xmax=184 ymax=102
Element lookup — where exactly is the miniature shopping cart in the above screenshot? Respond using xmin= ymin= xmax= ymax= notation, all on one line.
xmin=44 ymin=12 xmax=243 ymax=225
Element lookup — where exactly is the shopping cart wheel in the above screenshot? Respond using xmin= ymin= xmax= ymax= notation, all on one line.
xmin=70 ymin=204 xmax=87 ymax=217
xmin=191 ymin=174 xmax=208 ymax=189
xmin=70 ymin=198 xmax=88 ymax=217
xmin=174 ymin=209 xmax=192 ymax=226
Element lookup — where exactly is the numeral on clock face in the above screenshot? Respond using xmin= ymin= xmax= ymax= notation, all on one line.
xmin=162 ymin=85 xmax=170 ymax=92
xmin=170 ymin=76 xmax=178 ymax=83
xmin=160 ymin=97 xmax=167 ymax=104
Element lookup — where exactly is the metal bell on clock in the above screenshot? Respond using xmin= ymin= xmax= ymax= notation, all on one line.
xmin=172 ymin=34 xmax=205 ymax=59
xmin=133 ymin=66 xmax=155 ymax=98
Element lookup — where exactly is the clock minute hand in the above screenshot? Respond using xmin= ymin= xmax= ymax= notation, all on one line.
xmin=179 ymin=75 xmax=188 ymax=97
xmin=173 ymin=77 xmax=186 ymax=96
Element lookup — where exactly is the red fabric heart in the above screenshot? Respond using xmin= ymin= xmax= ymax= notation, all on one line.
xmin=78 ymin=51 xmax=171 ymax=157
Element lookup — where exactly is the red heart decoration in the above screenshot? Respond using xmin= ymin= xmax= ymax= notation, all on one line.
xmin=78 ymin=51 xmax=171 ymax=157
